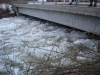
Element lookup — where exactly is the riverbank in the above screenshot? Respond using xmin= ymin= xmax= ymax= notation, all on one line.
xmin=0 ymin=4 xmax=15 ymax=19
xmin=0 ymin=8 xmax=15 ymax=19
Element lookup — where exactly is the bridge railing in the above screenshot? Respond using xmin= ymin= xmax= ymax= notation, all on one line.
xmin=1 ymin=0 xmax=100 ymax=5
xmin=12 ymin=0 xmax=28 ymax=4
xmin=11 ymin=0 xmax=91 ymax=4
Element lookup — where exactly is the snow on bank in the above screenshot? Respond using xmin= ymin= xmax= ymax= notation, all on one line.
xmin=0 ymin=16 xmax=99 ymax=74
xmin=0 ymin=4 xmax=14 ymax=13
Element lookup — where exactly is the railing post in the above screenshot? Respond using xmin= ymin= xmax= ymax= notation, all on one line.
xmin=42 ymin=0 xmax=44 ymax=5
xmin=55 ymin=0 xmax=57 ymax=5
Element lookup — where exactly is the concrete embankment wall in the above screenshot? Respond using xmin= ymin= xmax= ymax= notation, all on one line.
xmin=13 ymin=4 xmax=100 ymax=35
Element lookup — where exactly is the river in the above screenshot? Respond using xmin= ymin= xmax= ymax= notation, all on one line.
xmin=0 ymin=16 xmax=99 ymax=75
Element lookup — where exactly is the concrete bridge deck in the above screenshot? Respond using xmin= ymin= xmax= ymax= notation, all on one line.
xmin=13 ymin=3 xmax=100 ymax=17
xmin=13 ymin=2 xmax=100 ymax=35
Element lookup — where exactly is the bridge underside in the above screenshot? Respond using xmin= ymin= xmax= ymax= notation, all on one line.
xmin=13 ymin=4 xmax=100 ymax=35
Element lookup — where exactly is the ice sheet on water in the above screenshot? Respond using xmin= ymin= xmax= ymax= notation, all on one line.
xmin=0 ymin=16 xmax=99 ymax=74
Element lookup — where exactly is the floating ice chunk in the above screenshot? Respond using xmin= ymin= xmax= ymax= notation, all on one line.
xmin=47 ymin=26 xmax=56 ymax=31
xmin=76 ymin=56 xmax=87 ymax=60
xmin=74 ymin=39 xmax=97 ymax=51
xmin=68 ymin=31 xmax=88 ymax=42
xmin=61 ymin=58 xmax=73 ymax=66
xmin=73 ymin=39 xmax=85 ymax=44
xmin=0 ymin=64 xmax=7 ymax=72
xmin=14 ymin=68 xmax=19 ymax=75
xmin=59 ymin=41 xmax=70 ymax=51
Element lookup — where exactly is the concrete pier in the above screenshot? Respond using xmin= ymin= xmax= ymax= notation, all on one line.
xmin=13 ymin=3 xmax=100 ymax=35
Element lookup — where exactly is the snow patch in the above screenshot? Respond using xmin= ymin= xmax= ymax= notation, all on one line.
xmin=0 ymin=4 xmax=14 ymax=13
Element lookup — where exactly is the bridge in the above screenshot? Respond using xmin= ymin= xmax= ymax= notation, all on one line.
xmin=12 ymin=1 xmax=100 ymax=35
